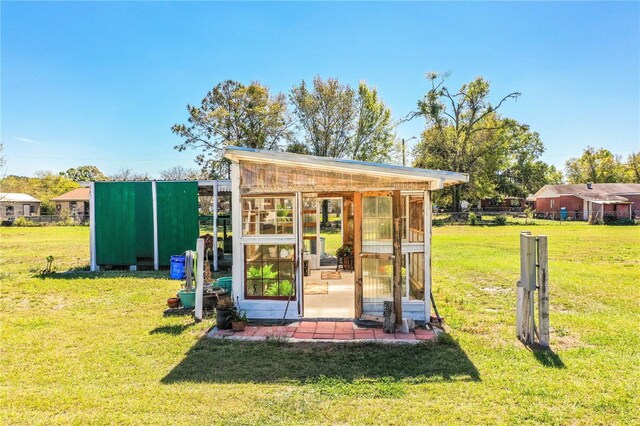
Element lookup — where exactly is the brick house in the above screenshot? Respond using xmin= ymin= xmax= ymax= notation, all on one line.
xmin=0 ymin=193 xmax=41 ymax=221
xmin=51 ymin=187 xmax=90 ymax=220
xmin=532 ymin=183 xmax=640 ymax=221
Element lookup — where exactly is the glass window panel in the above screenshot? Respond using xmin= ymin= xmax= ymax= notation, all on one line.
xmin=278 ymin=261 xmax=295 ymax=280
xmin=378 ymin=196 xmax=392 ymax=216
xmin=409 ymin=252 xmax=425 ymax=300
xmin=402 ymin=255 xmax=407 ymax=298
xmin=363 ymin=197 xmax=377 ymax=216
xmin=362 ymin=257 xmax=393 ymax=302
xmin=246 ymin=262 xmax=264 ymax=279
xmin=409 ymin=196 xmax=424 ymax=243
xmin=246 ymin=279 xmax=263 ymax=296
xmin=244 ymin=244 xmax=296 ymax=298
xmin=278 ymin=245 xmax=294 ymax=260
xmin=242 ymin=196 xmax=295 ymax=236
xmin=362 ymin=196 xmax=393 ymax=254
xmin=261 ymin=245 xmax=279 ymax=260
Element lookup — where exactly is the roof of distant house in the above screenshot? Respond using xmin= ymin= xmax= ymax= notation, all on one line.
xmin=0 ymin=193 xmax=41 ymax=202
xmin=534 ymin=183 xmax=640 ymax=204
xmin=51 ymin=187 xmax=90 ymax=202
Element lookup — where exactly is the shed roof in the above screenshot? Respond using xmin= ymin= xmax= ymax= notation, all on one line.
xmin=224 ymin=146 xmax=469 ymax=187
xmin=51 ymin=187 xmax=90 ymax=201
xmin=0 ymin=193 xmax=41 ymax=202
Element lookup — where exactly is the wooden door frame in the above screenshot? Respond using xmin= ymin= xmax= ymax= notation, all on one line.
xmin=354 ymin=190 xmax=403 ymax=323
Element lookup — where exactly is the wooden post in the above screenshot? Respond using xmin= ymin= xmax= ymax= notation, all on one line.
xmin=383 ymin=301 xmax=395 ymax=333
xmin=537 ymin=235 xmax=549 ymax=348
xmin=423 ymin=190 xmax=432 ymax=321
xmin=194 ymin=238 xmax=205 ymax=322
xmin=353 ymin=192 xmax=363 ymax=318
xmin=230 ymin=162 xmax=243 ymax=300
xmin=392 ymin=190 xmax=403 ymax=325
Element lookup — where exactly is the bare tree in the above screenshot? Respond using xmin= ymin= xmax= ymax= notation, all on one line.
xmin=159 ymin=165 xmax=201 ymax=180
xmin=110 ymin=168 xmax=149 ymax=181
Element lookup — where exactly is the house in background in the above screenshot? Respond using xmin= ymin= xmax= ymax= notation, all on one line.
xmin=533 ymin=183 xmax=640 ymax=221
xmin=51 ymin=187 xmax=90 ymax=220
xmin=0 ymin=193 xmax=41 ymax=221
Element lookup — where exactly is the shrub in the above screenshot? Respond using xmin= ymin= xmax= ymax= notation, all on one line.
xmin=13 ymin=217 xmax=38 ymax=227
xmin=467 ymin=212 xmax=478 ymax=226
xmin=432 ymin=218 xmax=445 ymax=227
xmin=494 ymin=215 xmax=507 ymax=226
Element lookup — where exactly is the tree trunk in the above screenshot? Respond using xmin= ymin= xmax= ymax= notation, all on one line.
xmin=322 ymin=199 xmax=329 ymax=225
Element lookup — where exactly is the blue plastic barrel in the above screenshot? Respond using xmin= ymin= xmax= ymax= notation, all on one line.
xmin=170 ymin=255 xmax=186 ymax=279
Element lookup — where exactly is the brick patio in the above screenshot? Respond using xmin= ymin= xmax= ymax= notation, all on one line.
xmin=207 ymin=321 xmax=438 ymax=344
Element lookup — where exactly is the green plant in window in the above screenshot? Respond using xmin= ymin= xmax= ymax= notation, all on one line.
xmin=265 ymin=279 xmax=294 ymax=296
xmin=276 ymin=206 xmax=292 ymax=221
xmin=247 ymin=264 xmax=278 ymax=279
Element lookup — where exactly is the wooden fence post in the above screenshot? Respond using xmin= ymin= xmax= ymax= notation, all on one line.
xmin=537 ymin=236 xmax=549 ymax=348
xmin=194 ymin=238 xmax=205 ymax=322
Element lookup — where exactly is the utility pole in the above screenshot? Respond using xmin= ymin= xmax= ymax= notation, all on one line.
xmin=401 ymin=136 xmax=417 ymax=167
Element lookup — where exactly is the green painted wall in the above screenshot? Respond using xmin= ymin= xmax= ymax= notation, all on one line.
xmin=156 ymin=181 xmax=199 ymax=266
xmin=95 ymin=182 xmax=153 ymax=265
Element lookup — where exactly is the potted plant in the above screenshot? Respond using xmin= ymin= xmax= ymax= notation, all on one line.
xmin=215 ymin=296 xmax=236 ymax=330
xmin=178 ymin=277 xmax=196 ymax=309
xmin=336 ymin=244 xmax=353 ymax=269
xmin=230 ymin=309 xmax=248 ymax=331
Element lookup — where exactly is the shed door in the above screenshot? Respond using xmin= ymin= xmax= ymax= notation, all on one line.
xmin=23 ymin=204 xmax=31 ymax=217
xmin=357 ymin=191 xmax=402 ymax=320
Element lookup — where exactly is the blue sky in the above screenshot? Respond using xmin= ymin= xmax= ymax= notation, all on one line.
xmin=2 ymin=1 xmax=639 ymax=178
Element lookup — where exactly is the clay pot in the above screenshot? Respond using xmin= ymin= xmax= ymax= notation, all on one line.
xmin=231 ymin=321 xmax=247 ymax=331
xmin=167 ymin=297 xmax=180 ymax=309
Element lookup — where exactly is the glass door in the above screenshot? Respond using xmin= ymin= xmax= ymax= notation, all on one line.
xmin=361 ymin=194 xmax=394 ymax=303
xmin=302 ymin=197 xmax=319 ymax=269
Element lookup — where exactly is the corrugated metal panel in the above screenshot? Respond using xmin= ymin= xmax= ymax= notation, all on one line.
xmin=135 ymin=183 xmax=154 ymax=259
xmin=95 ymin=182 xmax=137 ymax=265
xmin=157 ymin=181 xmax=199 ymax=266
xmin=95 ymin=182 xmax=153 ymax=265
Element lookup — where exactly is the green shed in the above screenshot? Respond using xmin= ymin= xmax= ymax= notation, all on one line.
xmin=89 ymin=180 xmax=230 ymax=271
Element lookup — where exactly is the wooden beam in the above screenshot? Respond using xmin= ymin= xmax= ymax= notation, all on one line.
xmin=392 ymin=190 xmax=403 ymax=325
xmin=424 ymin=190 xmax=432 ymax=321
xmin=194 ymin=238 xmax=204 ymax=322
xmin=359 ymin=253 xmax=394 ymax=260
xmin=354 ymin=192 xmax=363 ymax=318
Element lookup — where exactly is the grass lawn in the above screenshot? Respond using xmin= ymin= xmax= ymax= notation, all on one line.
xmin=1 ymin=224 xmax=639 ymax=424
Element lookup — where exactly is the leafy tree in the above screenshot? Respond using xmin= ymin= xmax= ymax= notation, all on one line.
xmin=493 ymin=119 xmax=563 ymax=197
xmin=290 ymin=76 xmax=357 ymax=158
xmin=564 ymin=147 xmax=626 ymax=183
xmin=159 ymin=165 xmax=201 ymax=180
xmin=172 ymin=80 xmax=292 ymax=178
xmin=61 ymin=165 xmax=106 ymax=182
xmin=624 ymin=152 xmax=640 ymax=183
xmin=411 ymin=73 xmax=524 ymax=210
xmin=289 ymin=77 xmax=397 ymax=162
xmin=353 ymin=82 xmax=397 ymax=163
